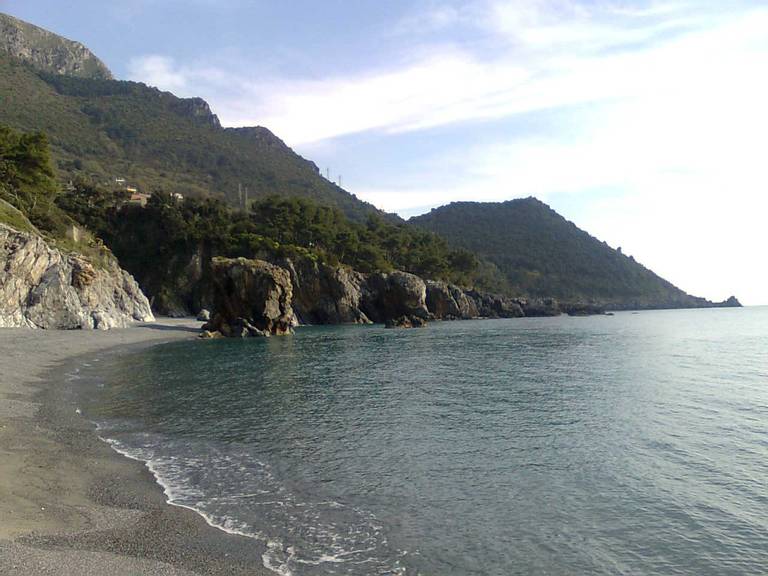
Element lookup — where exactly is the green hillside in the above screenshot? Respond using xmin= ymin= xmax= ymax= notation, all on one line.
xmin=0 ymin=51 xmax=379 ymax=221
xmin=411 ymin=198 xmax=730 ymax=309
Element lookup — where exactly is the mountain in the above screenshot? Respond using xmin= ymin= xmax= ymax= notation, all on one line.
xmin=0 ymin=13 xmax=112 ymax=79
xmin=0 ymin=13 xmax=380 ymax=222
xmin=0 ymin=13 xmax=738 ymax=311
xmin=411 ymin=198 xmax=738 ymax=309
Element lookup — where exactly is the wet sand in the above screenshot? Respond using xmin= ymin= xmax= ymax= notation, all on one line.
xmin=0 ymin=319 xmax=273 ymax=575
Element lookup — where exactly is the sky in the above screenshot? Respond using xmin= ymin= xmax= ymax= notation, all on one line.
xmin=3 ymin=0 xmax=767 ymax=304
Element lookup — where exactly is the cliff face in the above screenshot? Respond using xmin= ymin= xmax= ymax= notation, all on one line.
xmin=170 ymin=97 xmax=221 ymax=128
xmin=0 ymin=13 xmax=113 ymax=79
xmin=283 ymin=258 xmax=371 ymax=325
xmin=0 ymin=224 xmax=153 ymax=329
xmin=205 ymin=257 xmax=294 ymax=337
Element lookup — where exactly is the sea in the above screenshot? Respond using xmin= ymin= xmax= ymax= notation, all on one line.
xmin=73 ymin=307 xmax=768 ymax=576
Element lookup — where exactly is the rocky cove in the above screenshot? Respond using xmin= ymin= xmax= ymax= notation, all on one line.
xmin=195 ymin=255 xmax=566 ymax=338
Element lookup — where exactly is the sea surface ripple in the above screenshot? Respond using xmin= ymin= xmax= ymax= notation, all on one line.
xmin=78 ymin=307 xmax=768 ymax=575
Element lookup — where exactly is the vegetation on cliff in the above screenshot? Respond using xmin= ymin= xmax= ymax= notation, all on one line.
xmin=0 ymin=124 xmax=113 ymax=265
xmin=57 ymin=183 xmax=503 ymax=309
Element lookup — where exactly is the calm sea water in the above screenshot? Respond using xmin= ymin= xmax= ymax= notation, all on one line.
xmin=77 ymin=308 xmax=768 ymax=576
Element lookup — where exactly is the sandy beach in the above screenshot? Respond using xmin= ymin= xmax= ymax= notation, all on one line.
xmin=0 ymin=319 xmax=273 ymax=575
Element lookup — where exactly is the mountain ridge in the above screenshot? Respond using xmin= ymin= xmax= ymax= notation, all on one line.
xmin=411 ymin=197 xmax=739 ymax=310
xmin=0 ymin=49 xmax=382 ymax=222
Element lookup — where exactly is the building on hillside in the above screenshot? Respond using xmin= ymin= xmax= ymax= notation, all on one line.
xmin=171 ymin=192 xmax=184 ymax=202
xmin=128 ymin=191 xmax=151 ymax=207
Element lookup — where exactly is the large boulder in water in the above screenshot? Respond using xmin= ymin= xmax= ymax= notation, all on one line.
xmin=0 ymin=223 xmax=154 ymax=329
xmin=207 ymin=257 xmax=294 ymax=337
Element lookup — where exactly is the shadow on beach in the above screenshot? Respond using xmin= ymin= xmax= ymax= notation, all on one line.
xmin=139 ymin=321 xmax=202 ymax=334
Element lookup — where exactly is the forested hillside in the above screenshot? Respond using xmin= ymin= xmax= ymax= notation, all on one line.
xmin=0 ymin=51 xmax=378 ymax=221
xmin=411 ymin=198 xmax=735 ymax=309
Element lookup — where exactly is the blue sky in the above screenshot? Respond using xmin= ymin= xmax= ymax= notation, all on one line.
xmin=3 ymin=1 xmax=767 ymax=304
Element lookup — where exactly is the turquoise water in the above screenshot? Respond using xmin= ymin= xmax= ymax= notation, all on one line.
xmin=79 ymin=308 xmax=768 ymax=575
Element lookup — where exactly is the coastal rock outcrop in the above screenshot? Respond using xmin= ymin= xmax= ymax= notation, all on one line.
xmin=205 ymin=257 xmax=294 ymax=337
xmin=362 ymin=271 xmax=429 ymax=325
xmin=465 ymin=290 xmax=524 ymax=319
xmin=560 ymin=302 xmax=606 ymax=316
xmin=282 ymin=258 xmax=371 ymax=324
xmin=385 ymin=315 xmax=427 ymax=329
xmin=0 ymin=224 xmax=154 ymax=329
xmin=716 ymin=296 xmax=742 ymax=308
xmin=426 ymin=280 xmax=479 ymax=320
xmin=516 ymin=297 xmax=561 ymax=317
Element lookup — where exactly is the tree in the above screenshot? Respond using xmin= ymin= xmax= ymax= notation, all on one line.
xmin=0 ymin=125 xmax=58 ymax=215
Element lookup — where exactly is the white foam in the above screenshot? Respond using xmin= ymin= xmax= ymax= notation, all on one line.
xmin=96 ymin=430 xmax=404 ymax=576
xmin=100 ymin=434 xmax=292 ymax=575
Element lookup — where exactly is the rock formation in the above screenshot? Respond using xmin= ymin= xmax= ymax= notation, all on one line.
xmin=385 ymin=315 xmax=427 ymax=329
xmin=362 ymin=271 xmax=430 ymax=325
xmin=0 ymin=224 xmax=154 ymax=329
xmin=426 ymin=280 xmax=480 ymax=320
xmin=282 ymin=258 xmax=371 ymax=324
xmin=464 ymin=290 xmax=524 ymax=318
xmin=515 ymin=297 xmax=561 ymax=317
xmin=170 ymin=97 xmax=221 ymax=128
xmin=204 ymin=257 xmax=294 ymax=337
xmin=0 ymin=13 xmax=113 ymax=79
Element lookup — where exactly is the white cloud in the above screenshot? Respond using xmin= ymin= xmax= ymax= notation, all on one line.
xmin=202 ymin=2 xmax=757 ymax=145
xmin=127 ymin=55 xmax=189 ymax=92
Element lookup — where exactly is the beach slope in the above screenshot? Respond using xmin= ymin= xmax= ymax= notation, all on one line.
xmin=0 ymin=319 xmax=272 ymax=575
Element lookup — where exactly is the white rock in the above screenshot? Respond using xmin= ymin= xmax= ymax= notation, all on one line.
xmin=0 ymin=224 xmax=154 ymax=329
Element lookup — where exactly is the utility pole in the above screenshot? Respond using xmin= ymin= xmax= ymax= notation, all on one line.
xmin=338 ymin=175 xmax=342 ymax=188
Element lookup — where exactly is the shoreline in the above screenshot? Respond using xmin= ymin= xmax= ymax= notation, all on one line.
xmin=0 ymin=318 xmax=273 ymax=575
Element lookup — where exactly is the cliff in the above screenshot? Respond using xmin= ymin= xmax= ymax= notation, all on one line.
xmin=200 ymin=255 xmax=580 ymax=337
xmin=0 ymin=223 xmax=154 ymax=329
xmin=0 ymin=13 xmax=112 ymax=79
